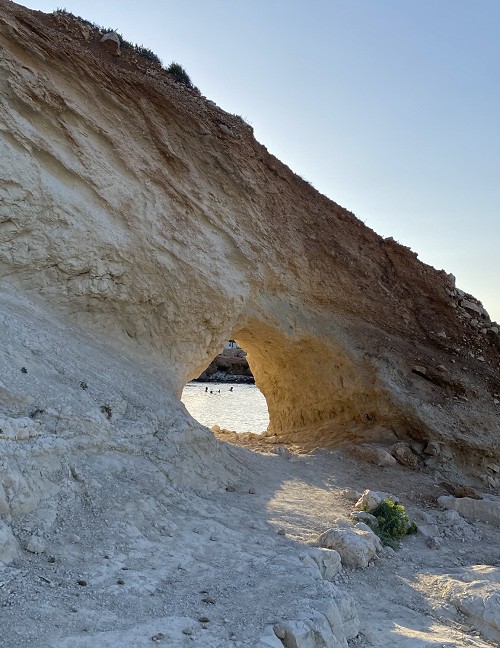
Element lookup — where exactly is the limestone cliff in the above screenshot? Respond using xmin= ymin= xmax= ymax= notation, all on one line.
xmin=0 ymin=1 xmax=499 ymax=482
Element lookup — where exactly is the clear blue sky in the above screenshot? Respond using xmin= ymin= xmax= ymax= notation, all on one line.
xmin=22 ymin=1 xmax=500 ymax=321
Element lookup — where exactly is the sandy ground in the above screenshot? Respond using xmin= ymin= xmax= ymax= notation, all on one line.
xmin=2 ymin=435 xmax=499 ymax=647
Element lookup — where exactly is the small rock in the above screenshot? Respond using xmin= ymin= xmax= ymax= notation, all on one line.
xmin=202 ymin=596 xmax=216 ymax=604
xmin=418 ymin=524 xmax=440 ymax=538
xmin=248 ymin=488 xmax=256 ymax=494
xmin=77 ymin=579 xmax=87 ymax=587
xmin=426 ymin=537 xmax=441 ymax=549
xmin=424 ymin=440 xmax=441 ymax=456
xmin=151 ymin=633 xmax=165 ymax=642
xmin=277 ymin=529 xmax=286 ymax=536
xmin=391 ymin=442 xmax=418 ymax=469
xmin=410 ymin=441 xmax=425 ymax=455
xmin=198 ymin=616 xmax=210 ymax=623
xmin=412 ymin=365 xmax=427 ymax=376
xmin=225 ymin=486 xmax=236 ymax=492
xmin=26 ymin=535 xmax=46 ymax=554
xmin=274 ymin=446 xmax=292 ymax=458
xmin=307 ymin=547 xmax=342 ymax=580
xmin=182 ymin=628 xmax=193 ymax=636
xmin=340 ymin=488 xmax=363 ymax=501
xmin=117 ymin=578 xmax=125 ymax=585
xmin=47 ymin=555 xmax=56 ymax=564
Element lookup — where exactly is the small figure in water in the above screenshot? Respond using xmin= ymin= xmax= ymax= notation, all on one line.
xmin=205 ymin=386 xmax=208 ymax=392
xmin=218 ymin=389 xmax=221 ymax=393
xmin=210 ymin=390 xmax=213 ymax=394
xmin=229 ymin=386 xmax=233 ymax=392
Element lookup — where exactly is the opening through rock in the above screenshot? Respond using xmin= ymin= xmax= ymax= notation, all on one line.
xmin=181 ymin=341 xmax=270 ymax=434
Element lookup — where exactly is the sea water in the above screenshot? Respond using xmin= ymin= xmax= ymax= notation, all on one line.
xmin=181 ymin=381 xmax=269 ymax=433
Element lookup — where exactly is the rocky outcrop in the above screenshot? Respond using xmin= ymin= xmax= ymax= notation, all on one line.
xmin=196 ymin=347 xmax=254 ymax=382
xmin=0 ymin=0 xmax=499 ymax=485
xmin=424 ymin=566 xmax=500 ymax=644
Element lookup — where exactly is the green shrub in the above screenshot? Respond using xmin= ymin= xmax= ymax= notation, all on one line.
xmin=131 ymin=44 xmax=162 ymax=65
xmin=367 ymin=498 xmax=417 ymax=549
xmin=166 ymin=62 xmax=193 ymax=88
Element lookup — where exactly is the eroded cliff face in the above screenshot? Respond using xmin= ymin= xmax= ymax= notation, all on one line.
xmin=0 ymin=1 xmax=499 ymax=479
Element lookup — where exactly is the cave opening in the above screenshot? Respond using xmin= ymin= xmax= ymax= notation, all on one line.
xmin=180 ymin=340 xmax=270 ymax=434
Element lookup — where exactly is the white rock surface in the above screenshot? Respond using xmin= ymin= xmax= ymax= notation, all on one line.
xmin=307 ymin=547 xmax=342 ymax=581
xmin=0 ymin=520 xmax=18 ymax=564
xmin=354 ymin=489 xmax=399 ymax=512
xmin=438 ymin=495 xmax=500 ymax=527
xmin=426 ymin=566 xmax=500 ymax=644
xmin=318 ymin=526 xmax=380 ymax=568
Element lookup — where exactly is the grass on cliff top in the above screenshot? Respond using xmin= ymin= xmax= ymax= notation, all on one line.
xmin=54 ymin=8 xmax=194 ymax=88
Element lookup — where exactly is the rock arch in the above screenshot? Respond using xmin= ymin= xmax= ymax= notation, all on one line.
xmin=1 ymin=1 xmax=499 ymax=480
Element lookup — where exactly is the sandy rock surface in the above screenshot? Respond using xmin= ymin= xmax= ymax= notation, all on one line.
xmin=0 ymin=0 xmax=499 ymax=479
xmin=0 ymin=2 xmax=500 ymax=647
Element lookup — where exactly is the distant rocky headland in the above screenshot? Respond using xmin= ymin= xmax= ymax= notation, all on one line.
xmin=196 ymin=346 xmax=254 ymax=383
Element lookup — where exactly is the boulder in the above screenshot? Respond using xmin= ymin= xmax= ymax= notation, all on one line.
xmin=307 ymin=547 xmax=342 ymax=581
xmin=350 ymin=511 xmax=378 ymax=526
xmin=348 ymin=445 xmax=396 ymax=467
xmin=274 ymin=590 xmax=357 ymax=648
xmin=318 ymin=526 xmax=380 ymax=568
xmin=390 ymin=441 xmax=418 ymax=469
xmin=441 ymin=482 xmax=483 ymax=499
xmin=354 ymin=489 xmax=399 ymax=512
xmin=353 ymin=522 xmax=383 ymax=552
xmin=100 ymin=31 xmax=120 ymax=56
xmin=427 ymin=565 xmax=500 ymax=644
xmin=0 ymin=520 xmax=18 ymax=565
xmin=438 ymin=495 xmax=500 ymax=527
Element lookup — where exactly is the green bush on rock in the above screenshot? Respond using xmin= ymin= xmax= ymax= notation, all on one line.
xmin=366 ymin=498 xmax=417 ymax=549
